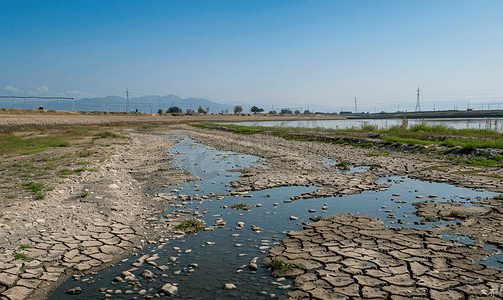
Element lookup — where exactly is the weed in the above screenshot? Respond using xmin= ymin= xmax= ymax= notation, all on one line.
xmin=157 ymin=168 xmax=168 ymax=171
xmin=60 ymin=153 xmax=71 ymax=159
xmin=75 ymin=161 xmax=91 ymax=165
xmin=175 ymin=219 xmax=204 ymax=234
xmin=231 ymin=202 xmax=248 ymax=209
xmin=18 ymin=244 xmax=32 ymax=250
xmin=302 ymin=170 xmax=317 ymax=175
xmin=7 ymin=195 xmax=15 ymax=199
xmin=424 ymin=216 xmax=437 ymax=222
xmin=269 ymin=259 xmax=304 ymax=274
xmin=357 ymin=142 xmax=374 ymax=149
xmin=35 ymin=192 xmax=45 ymax=200
xmin=88 ymin=168 xmax=97 ymax=172
xmin=94 ymin=131 xmax=119 ymax=138
xmin=22 ymin=182 xmax=44 ymax=193
xmin=99 ymin=158 xmax=106 ymax=163
xmin=14 ymin=253 xmax=33 ymax=262
xmin=80 ymin=192 xmax=88 ymax=198
xmin=450 ymin=210 xmax=463 ymax=217
xmin=47 ymin=187 xmax=54 ymax=191
xmin=58 ymin=169 xmax=74 ymax=176
xmin=337 ymin=161 xmax=350 ymax=167
xmin=124 ymin=148 xmax=130 ymax=152
xmin=494 ymin=194 xmax=503 ymax=200
xmin=78 ymin=151 xmax=93 ymax=157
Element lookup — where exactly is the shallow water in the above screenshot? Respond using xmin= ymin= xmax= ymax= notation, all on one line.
xmin=49 ymin=135 xmax=501 ymax=299
xmin=221 ymin=118 xmax=503 ymax=132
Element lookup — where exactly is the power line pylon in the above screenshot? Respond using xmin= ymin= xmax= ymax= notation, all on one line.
xmin=415 ymin=87 xmax=420 ymax=112
xmin=354 ymin=97 xmax=357 ymax=113
xmin=126 ymin=88 xmax=130 ymax=112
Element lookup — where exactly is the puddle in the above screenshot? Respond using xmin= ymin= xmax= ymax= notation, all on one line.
xmin=49 ymin=136 xmax=502 ymax=299
xmin=442 ymin=232 xmax=503 ymax=268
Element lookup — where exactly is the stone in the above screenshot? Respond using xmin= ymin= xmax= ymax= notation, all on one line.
xmin=160 ymin=283 xmax=178 ymax=295
xmin=223 ymin=283 xmax=236 ymax=290
xmin=17 ymin=279 xmax=41 ymax=289
xmin=67 ymin=287 xmax=82 ymax=295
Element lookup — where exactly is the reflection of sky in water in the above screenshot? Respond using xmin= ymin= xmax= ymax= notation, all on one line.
xmin=221 ymin=118 xmax=503 ymax=132
xmin=49 ymin=136 xmax=503 ymax=300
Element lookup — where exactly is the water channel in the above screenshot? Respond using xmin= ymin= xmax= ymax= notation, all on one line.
xmin=49 ymin=135 xmax=502 ymax=299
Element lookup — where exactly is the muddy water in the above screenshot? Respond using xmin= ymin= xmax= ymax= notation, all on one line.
xmin=49 ymin=135 xmax=501 ymax=299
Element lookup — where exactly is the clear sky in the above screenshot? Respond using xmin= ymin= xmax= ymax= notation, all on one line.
xmin=1 ymin=0 xmax=502 ymax=112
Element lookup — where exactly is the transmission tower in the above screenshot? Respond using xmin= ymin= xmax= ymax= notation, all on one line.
xmin=415 ymin=87 xmax=420 ymax=112
xmin=126 ymin=88 xmax=130 ymax=112
xmin=354 ymin=97 xmax=357 ymax=113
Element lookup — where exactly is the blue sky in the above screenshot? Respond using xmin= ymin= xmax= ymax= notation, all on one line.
xmin=1 ymin=0 xmax=502 ymax=112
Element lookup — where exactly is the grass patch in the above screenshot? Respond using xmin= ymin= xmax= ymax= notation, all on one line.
xmin=357 ymin=142 xmax=374 ymax=149
xmin=157 ymin=168 xmax=169 ymax=171
xmin=494 ymin=194 xmax=503 ymax=200
xmin=22 ymin=182 xmax=44 ymax=193
xmin=422 ymin=165 xmax=449 ymax=172
xmin=269 ymin=259 xmax=304 ymax=274
xmin=302 ymin=170 xmax=317 ymax=175
xmin=78 ymin=150 xmax=93 ymax=157
xmin=94 ymin=131 xmax=119 ymax=138
xmin=337 ymin=161 xmax=350 ymax=167
xmin=450 ymin=210 xmax=463 ymax=217
xmin=464 ymin=156 xmax=503 ymax=167
xmin=175 ymin=219 xmax=205 ymax=234
xmin=424 ymin=216 xmax=437 ymax=222
xmin=18 ymin=244 xmax=32 ymax=250
xmin=7 ymin=195 xmax=15 ymax=199
xmin=35 ymin=192 xmax=45 ymax=200
xmin=231 ymin=202 xmax=247 ymax=209
xmin=75 ymin=161 xmax=91 ymax=165
xmin=80 ymin=192 xmax=88 ymax=198
xmin=60 ymin=153 xmax=71 ymax=159
xmin=14 ymin=253 xmax=34 ymax=262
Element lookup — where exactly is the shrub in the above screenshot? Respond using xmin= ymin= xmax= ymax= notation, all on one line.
xmin=269 ymin=259 xmax=304 ymax=274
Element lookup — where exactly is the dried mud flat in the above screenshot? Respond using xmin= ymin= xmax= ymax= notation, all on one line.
xmin=0 ymin=121 xmax=502 ymax=299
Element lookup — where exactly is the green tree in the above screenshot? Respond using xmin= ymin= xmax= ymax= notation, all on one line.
xmin=234 ymin=105 xmax=243 ymax=114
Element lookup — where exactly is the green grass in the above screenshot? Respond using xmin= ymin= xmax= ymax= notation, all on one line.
xmin=302 ymin=170 xmax=317 ymax=175
xmin=60 ymin=153 xmax=71 ymax=159
xmin=382 ymin=136 xmax=436 ymax=146
xmin=464 ymin=156 xmax=503 ymax=167
xmin=175 ymin=219 xmax=204 ymax=234
xmin=78 ymin=150 xmax=93 ymax=157
xmin=269 ymin=259 xmax=304 ymax=274
xmin=94 ymin=131 xmax=119 ymax=138
xmin=7 ymin=195 xmax=15 ymax=199
xmin=450 ymin=210 xmax=463 ymax=217
xmin=14 ymin=253 xmax=34 ymax=262
xmin=231 ymin=202 xmax=247 ymax=209
xmin=424 ymin=216 xmax=437 ymax=222
xmin=494 ymin=194 xmax=503 ymax=200
xmin=22 ymin=182 xmax=44 ymax=193
xmin=157 ymin=168 xmax=168 ymax=171
xmin=18 ymin=244 xmax=32 ymax=250
xmin=422 ymin=165 xmax=449 ymax=172
xmin=80 ymin=191 xmax=88 ymax=198
xmin=356 ymin=142 xmax=374 ymax=149
xmin=58 ymin=168 xmax=87 ymax=176
xmin=337 ymin=161 xmax=350 ymax=167
xmin=35 ymin=192 xmax=45 ymax=200
xmin=453 ymin=171 xmax=503 ymax=181
xmin=75 ymin=161 xmax=91 ymax=165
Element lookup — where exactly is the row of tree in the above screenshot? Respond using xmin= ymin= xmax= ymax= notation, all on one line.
xmin=158 ymin=105 xmax=316 ymax=115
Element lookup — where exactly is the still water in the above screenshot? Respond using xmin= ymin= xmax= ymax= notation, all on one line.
xmin=49 ymin=135 xmax=501 ymax=299
xmin=222 ymin=118 xmax=503 ymax=132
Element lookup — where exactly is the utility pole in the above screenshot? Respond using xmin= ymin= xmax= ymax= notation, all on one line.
xmin=415 ymin=87 xmax=420 ymax=112
xmin=126 ymin=88 xmax=130 ymax=112
xmin=468 ymin=99 xmax=470 ymax=110
xmin=433 ymin=103 xmax=435 ymax=111
xmin=354 ymin=97 xmax=357 ymax=113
